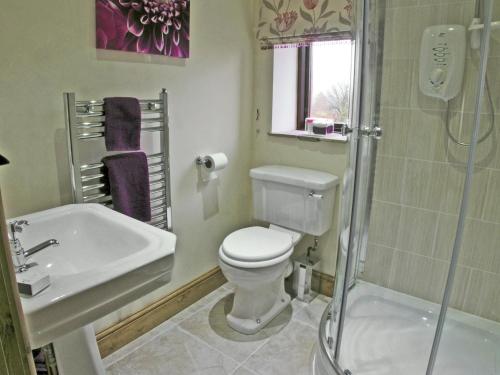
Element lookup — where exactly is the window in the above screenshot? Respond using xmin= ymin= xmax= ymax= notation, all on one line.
xmin=271 ymin=40 xmax=353 ymax=140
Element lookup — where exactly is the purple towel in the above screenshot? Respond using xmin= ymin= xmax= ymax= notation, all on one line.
xmin=104 ymin=97 xmax=141 ymax=151
xmin=103 ymin=152 xmax=151 ymax=222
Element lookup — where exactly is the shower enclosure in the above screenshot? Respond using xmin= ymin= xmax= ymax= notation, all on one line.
xmin=315 ymin=0 xmax=500 ymax=374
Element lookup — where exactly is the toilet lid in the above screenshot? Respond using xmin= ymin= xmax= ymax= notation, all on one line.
xmin=221 ymin=227 xmax=293 ymax=262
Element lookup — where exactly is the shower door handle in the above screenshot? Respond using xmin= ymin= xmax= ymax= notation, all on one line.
xmin=360 ymin=126 xmax=383 ymax=140
xmin=341 ymin=125 xmax=383 ymax=140
xmin=341 ymin=124 xmax=354 ymax=137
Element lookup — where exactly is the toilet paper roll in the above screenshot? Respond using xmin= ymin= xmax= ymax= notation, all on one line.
xmin=204 ymin=153 xmax=228 ymax=172
xmin=201 ymin=153 xmax=228 ymax=182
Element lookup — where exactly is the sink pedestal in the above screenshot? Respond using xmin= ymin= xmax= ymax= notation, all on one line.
xmin=53 ymin=324 xmax=105 ymax=375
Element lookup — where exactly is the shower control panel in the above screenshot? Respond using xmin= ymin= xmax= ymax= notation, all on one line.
xmin=419 ymin=25 xmax=466 ymax=101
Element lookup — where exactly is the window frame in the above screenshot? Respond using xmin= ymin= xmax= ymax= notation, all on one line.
xmin=296 ymin=46 xmax=311 ymax=131
xmin=295 ymin=39 xmax=353 ymax=131
xmin=268 ymin=41 xmax=350 ymax=143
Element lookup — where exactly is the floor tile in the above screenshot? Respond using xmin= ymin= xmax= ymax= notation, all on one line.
xmin=292 ymin=294 xmax=331 ymax=329
xmin=169 ymin=287 xmax=232 ymax=325
xmin=105 ymin=286 xmax=323 ymax=375
xmin=103 ymin=320 xmax=177 ymax=367
xmin=221 ymin=282 xmax=236 ymax=292
xmin=231 ymin=365 xmax=259 ymax=375
xmin=178 ymin=293 xmax=292 ymax=363
xmin=242 ymin=320 xmax=317 ymax=375
xmin=106 ymin=326 xmax=239 ymax=375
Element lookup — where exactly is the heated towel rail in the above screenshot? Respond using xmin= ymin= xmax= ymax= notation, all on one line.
xmin=64 ymin=89 xmax=172 ymax=231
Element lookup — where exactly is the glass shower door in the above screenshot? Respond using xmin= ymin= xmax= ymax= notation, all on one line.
xmin=318 ymin=0 xmax=499 ymax=374
xmin=320 ymin=0 xmax=386 ymax=372
xmin=432 ymin=0 xmax=498 ymax=373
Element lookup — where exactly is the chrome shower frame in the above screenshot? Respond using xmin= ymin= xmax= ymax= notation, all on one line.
xmin=316 ymin=0 xmax=496 ymax=374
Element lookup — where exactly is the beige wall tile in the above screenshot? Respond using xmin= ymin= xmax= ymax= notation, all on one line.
xmin=460 ymin=219 xmax=500 ymax=273
xmin=440 ymin=166 xmax=488 ymax=219
xmin=378 ymin=107 xmax=411 ymax=157
xmin=381 ymin=59 xmax=413 ymax=108
xmin=383 ymin=7 xmax=412 ymax=60
xmin=385 ymin=0 xmax=419 ymax=9
xmin=464 ymin=270 xmax=500 ymax=322
xmin=388 ymin=250 xmax=434 ymax=300
xmin=433 ymin=213 xmax=459 ymax=261
xmin=401 ymin=159 xmax=447 ymax=210
xmin=368 ymin=200 xmax=402 ymax=248
xmin=449 ymin=265 xmax=472 ymax=310
xmin=450 ymin=60 xmax=494 ymax=115
xmin=373 ymin=155 xmax=405 ymax=203
xmin=483 ymin=170 xmax=500 ymax=223
xmin=492 ymin=132 xmax=500 ymax=171
xmin=396 ymin=206 xmax=438 ymax=256
xmin=425 ymin=261 xmax=471 ymax=310
xmin=490 ymin=5 xmax=500 ymax=58
xmin=361 ymin=244 xmax=395 ymax=287
xmin=418 ymin=0 xmax=471 ymax=4
xmin=445 ymin=113 xmax=496 ymax=168
xmin=406 ymin=110 xmax=447 ymax=162
xmin=387 ymin=251 xmax=470 ymax=307
xmin=433 ymin=215 xmax=500 ymax=272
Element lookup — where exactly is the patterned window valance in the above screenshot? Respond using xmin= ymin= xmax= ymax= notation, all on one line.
xmin=256 ymin=0 xmax=353 ymax=49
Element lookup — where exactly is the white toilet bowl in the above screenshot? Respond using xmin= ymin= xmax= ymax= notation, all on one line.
xmin=219 ymin=226 xmax=297 ymax=334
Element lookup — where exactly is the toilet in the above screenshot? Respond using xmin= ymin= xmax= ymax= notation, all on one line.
xmin=219 ymin=165 xmax=339 ymax=334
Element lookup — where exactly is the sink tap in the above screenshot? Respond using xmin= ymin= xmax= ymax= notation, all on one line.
xmin=8 ymin=220 xmax=59 ymax=273
xmin=8 ymin=220 xmax=29 ymax=272
xmin=25 ymin=239 xmax=59 ymax=257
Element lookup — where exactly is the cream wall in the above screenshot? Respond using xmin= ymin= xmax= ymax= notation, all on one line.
xmin=252 ymin=48 xmax=348 ymax=276
xmin=0 ymin=0 xmax=254 ymax=331
xmin=361 ymin=0 xmax=500 ymax=322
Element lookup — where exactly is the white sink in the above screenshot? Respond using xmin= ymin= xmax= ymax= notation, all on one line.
xmin=12 ymin=204 xmax=175 ymax=374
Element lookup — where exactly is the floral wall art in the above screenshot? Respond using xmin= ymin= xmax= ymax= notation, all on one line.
xmin=96 ymin=0 xmax=190 ymax=58
xmin=256 ymin=0 xmax=352 ymax=48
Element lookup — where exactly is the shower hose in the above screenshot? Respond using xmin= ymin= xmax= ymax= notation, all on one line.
xmin=445 ymin=73 xmax=495 ymax=146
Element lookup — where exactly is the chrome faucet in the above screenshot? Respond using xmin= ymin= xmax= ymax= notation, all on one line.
xmin=24 ymin=239 xmax=59 ymax=257
xmin=8 ymin=220 xmax=59 ymax=273
xmin=9 ymin=220 xmax=29 ymax=272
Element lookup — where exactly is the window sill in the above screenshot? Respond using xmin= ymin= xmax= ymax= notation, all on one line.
xmin=268 ymin=130 xmax=348 ymax=143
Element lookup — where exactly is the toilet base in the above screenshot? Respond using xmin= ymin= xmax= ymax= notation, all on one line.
xmin=227 ymin=292 xmax=290 ymax=334
xmin=222 ymin=260 xmax=292 ymax=335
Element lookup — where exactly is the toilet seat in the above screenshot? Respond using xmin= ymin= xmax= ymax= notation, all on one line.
xmin=220 ymin=227 xmax=293 ymax=268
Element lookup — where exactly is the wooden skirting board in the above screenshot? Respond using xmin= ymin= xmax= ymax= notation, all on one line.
xmin=96 ymin=266 xmax=226 ymax=358
xmin=96 ymin=266 xmax=334 ymax=358
xmin=312 ymin=270 xmax=335 ymax=297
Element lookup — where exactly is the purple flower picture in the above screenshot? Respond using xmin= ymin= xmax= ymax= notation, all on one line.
xmin=96 ymin=0 xmax=190 ymax=58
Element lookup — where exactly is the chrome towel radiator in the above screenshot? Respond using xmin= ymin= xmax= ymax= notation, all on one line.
xmin=64 ymin=89 xmax=172 ymax=231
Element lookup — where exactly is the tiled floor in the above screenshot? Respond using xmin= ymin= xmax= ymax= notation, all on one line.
xmin=104 ymin=284 xmax=330 ymax=375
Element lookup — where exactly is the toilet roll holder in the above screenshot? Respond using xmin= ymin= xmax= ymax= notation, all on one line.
xmin=195 ymin=153 xmax=228 ymax=183
xmin=195 ymin=156 xmax=213 ymax=169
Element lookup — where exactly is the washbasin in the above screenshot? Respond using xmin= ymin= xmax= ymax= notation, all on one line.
xmin=11 ymin=203 xmax=175 ymax=374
